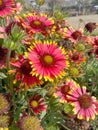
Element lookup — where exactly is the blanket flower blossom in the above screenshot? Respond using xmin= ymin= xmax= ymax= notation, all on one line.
xmin=27 ymin=40 xmax=69 ymax=81
xmin=67 ymin=86 xmax=98 ymax=121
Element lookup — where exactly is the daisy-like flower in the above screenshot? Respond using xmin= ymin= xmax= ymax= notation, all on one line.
xmin=63 ymin=27 xmax=83 ymax=43
xmin=0 ymin=46 xmax=8 ymax=69
xmin=17 ymin=115 xmax=41 ymax=130
xmin=0 ymin=0 xmax=15 ymax=17
xmin=5 ymin=16 xmax=26 ymax=36
xmin=23 ymin=13 xmax=54 ymax=34
xmin=0 ymin=94 xmax=10 ymax=114
xmin=28 ymin=95 xmax=46 ymax=114
xmin=0 ymin=16 xmax=25 ymax=36
xmin=54 ymin=79 xmax=79 ymax=102
xmin=67 ymin=86 xmax=98 ymax=121
xmin=27 ymin=40 xmax=68 ymax=81
xmin=10 ymin=55 xmax=42 ymax=89
xmin=0 ymin=115 xmax=10 ymax=128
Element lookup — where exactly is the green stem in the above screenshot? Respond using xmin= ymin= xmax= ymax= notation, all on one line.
xmin=6 ymin=49 xmax=13 ymax=93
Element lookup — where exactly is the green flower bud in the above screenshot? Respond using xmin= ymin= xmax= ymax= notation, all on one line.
xmin=63 ymin=103 xmax=73 ymax=114
xmin=76 ymin=44 xmax=85 ymax=51
xmin=35 ymin=0 xmax=44 ymax=6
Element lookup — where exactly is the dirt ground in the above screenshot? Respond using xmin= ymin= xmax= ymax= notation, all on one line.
xmin=66 ymin=14 xmax=98 ymax=34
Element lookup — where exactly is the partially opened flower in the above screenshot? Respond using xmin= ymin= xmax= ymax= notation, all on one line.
xmin=0 ymin=0 xmax=15 ymax=17
xmin=69 ymin=51 xmax=86 ymax=64
xmin=85 ymin=22 xmax=97 ymax=33
xmin=17 ymin=115 xmax=41 ymax=130
xmin=27 ymin=40 xmax=68 ymax=81
xmin=0 ymin=115 xmax=10 ymax=128
xmin=10 ymin=55 xmax=42 ymax=89
xmin=0 ymin=94 xmax=10 ymax=114
xmin=63 ymin=27 xmax=83 ymax=43
xmin=54 ymin=79 xmax=79 ymax=102
xmin=5 ymin=17 xmax=26 ymax=35
xmin=67 ymin=86 xmax=98 ymax=121
xmin=28 ymin=95 xmax=46 ymax=114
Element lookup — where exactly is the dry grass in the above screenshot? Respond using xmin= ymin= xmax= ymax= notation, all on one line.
xmin=66 ymin=14 xmax=98 ymax=35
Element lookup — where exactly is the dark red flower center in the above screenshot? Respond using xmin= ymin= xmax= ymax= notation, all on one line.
xmin=61 ymin=85 xmax=70 ymax=94
xmin=20 ymin=60 xmax=32 ymax=75
xmin=85 ymin=22 xmax=96 ymax=33
xmin=94 ymin=39 xmax=98 ymax=46
xmin=71 ymin=31 xmax=82 ymax=40
xmin=71 ymin=54 xmax=79 ymax=61
xmin=40 ymin=54 xmax=54 ymax=67
xmin=95 ymin=48 xmax=98 ymax=55
xmin=0 ymin=47 xmax=8 ymax=61
xmin=0 ymin=0 xmax=5 ymax=10
xmin=5 ymin=22 xmax=16 ymax=35
xmin=30 ymin=20 xmax=43 ymax=29
xmin=78 ymin=94 xmax=92 ymax=109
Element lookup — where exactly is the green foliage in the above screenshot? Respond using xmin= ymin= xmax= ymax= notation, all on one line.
xmin=41 ymin=97 xmax=64 ymax=128
xmin=45 ymin=124 xmax=60 ymax=130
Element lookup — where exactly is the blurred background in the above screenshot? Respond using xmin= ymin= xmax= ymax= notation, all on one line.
xmin=27 ymin=0 xmax=98 ymax=16
xmin=23 ymin=0 xmax=98 ymax=33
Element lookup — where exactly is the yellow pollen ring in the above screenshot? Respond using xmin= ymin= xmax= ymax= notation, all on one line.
xmin=0 ymin=0 xmax=2 ymax=6
xmin=34 ymin=20 xmax=41 ymax=25
xmin=0 ymin=128 xmax=9 ymax=130
xmin=44 ymin=55 xmax=53 ymax=65
xmin=31 ymin=100 xmax=38 ymax=108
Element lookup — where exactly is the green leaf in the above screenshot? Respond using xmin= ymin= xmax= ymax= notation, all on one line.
xmin=9 ymin=123 xmax=19 ymax=130
xmin=0 ymin=72 xmax=7 ymax=79
xmin=40 ymin=110 xmax=47 ymax=120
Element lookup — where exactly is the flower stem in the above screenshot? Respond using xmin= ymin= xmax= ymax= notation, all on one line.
xmin=6 ymin=49 xmax=13 ymax=93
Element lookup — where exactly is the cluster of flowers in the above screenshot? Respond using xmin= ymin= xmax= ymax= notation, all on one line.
xmin=0 ymin=0 xmax=98 ymax=130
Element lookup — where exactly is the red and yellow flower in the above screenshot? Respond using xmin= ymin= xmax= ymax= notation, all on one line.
xmin=54 ymin=79 xmax=79 ymax=102
xmin=69 ymin=50 xmax=86 ymax=64
xmin=67 ymin=86 xmax=98 ymax=121
xmin=28 ymin=95 xmax=46 ymax=114
xmin=10 ymin=55 xmax=42 ymax=89
xmin=63 ymin=27 xmax=83 ymax=43
xmin=0 ymin=0 xmax=15 ymax=17
xmin=23 ymin=13 xmax=54 ymax=34
xmin=26 ymin=40 xmax=69 ymax=82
